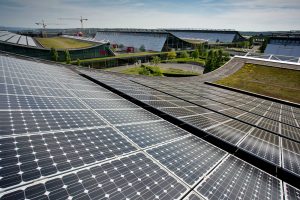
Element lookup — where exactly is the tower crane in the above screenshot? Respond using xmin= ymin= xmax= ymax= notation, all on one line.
xmin=35 ymin=20 xmax=64 ymax=38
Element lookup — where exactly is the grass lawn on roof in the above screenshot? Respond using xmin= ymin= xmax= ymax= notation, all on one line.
xmin=215 ymin=63 xmax=300 ymax=103
xmin=36 ymin=37 xmax=94 ymax=49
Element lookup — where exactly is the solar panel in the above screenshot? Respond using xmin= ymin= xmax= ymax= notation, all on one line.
xmin=238 ymin=128 xmax=280 ymax=165
xmin=0 ymin=127 xmax=136 ymax=188
xmin=0 ymin=95 xmax=86 ymax=110
xmin=95 ymin=109 xmax=161 ymax=125
xmin=0 ymin=153 xmax=188 ymax=200
xmin=196 ymin=156 xmax=283 ymax=200
xmin=0 ymin=110 xmax=107 ymax=136
xmin=284 ymin=183 xmax=300 ymax=200
xmin=282 ymin=138 xmax=300 ymax=176
xmin=147 ymin=135 xmax=227 ymax=186
xmin=116 ymin=121 xmax=188 ymax=148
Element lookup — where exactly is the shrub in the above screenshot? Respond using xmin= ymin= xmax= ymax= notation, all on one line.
xmin=167 ymin=50 xmax=177 ymax=60
xmin=191 ymin=49 xmax=199 ymax=59
xmin=179 ymin=51 xmax=189 ymax=58
xmin=139 ymin=45 xmax=146 ymax=52
xmin=151 ymin=66 xmax=163 ymax=76
xmin=151 ymin=56 xmax=161 ymax=66
xmin=138 ymin=65 xmax=163 ymax=76
xmin=50 ymin=48 xmax=59 ymax=61
xmin=223 ymin=52 xmax=230 ymax=62
xmin=76 ymin=58 xmax=81 ymax=66
xmin=64 ymin=50 xmax=71 ymax=64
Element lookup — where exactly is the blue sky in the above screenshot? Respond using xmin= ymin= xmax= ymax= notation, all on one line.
xmin=0 ymin=0 xmax=299 ymax=31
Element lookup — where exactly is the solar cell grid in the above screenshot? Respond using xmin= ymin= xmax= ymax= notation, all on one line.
xmin=219 ymin=108 xmax=246 ymax=118
xmin=3 ymin=84 xmax=74 ymax=97
xmin=147 ymin=135 xmax=227 ymax=186
xmin=200 ymin=103 xmax=229 ymax=111
xmin=281 ymin=124 xmax=300 ymax=142
xmin=5 ymin=77 xmax=63 ymax=89
xmin=96 ymin=109 xmax=161 ymax=125
xmin=237 ymin=112 xmax=261 ymax=125
xmin=129 ymin=94 xmax=162 ymax=101
xmin=285 ymin=183 xmax=300 ymax=200
xmin=159 ymin=107 xmax=196 ymax=117
xmin=238 ymin=129 xmax=280 ymax=165
xmin=82 ymin=99 xmax=139 ymax=109
xmin=70 ymin=90 xmax=122 ymax=99
xmin=0 ymin=95 xmax=86 ymax=110
xmin=281 ymin=116 xmax=299 ymax=127
xmin=258 ymin=118 xmax=280 ymax=134
xmin=264 ymin=111 xmax=281 ymax=121
xmin=223 ymin=120 xmax=254 ymax=133
xmin=63 ymin=83 xmax=104 ymax=92
xmin=180 ymin=114 xmax=218 ymax=129
xmin=202 ymin=112 xmax=231 ymax=122
xmin=0 ymin=127 xmax=136 ymax=188
xmin=206 ymin=123 xmax=248 ymax=145
xmin=116 ymin=121 xmax=188 ymax=148
xmin=141 ymin=100 xmax=179 ymax=108
xmin=282 ymin=138 xmax=300 ymax=176
xmin=0 ymin=153 xmax=188 ymax=200
xmin=0 ymin=110 xmax=106 ymax=136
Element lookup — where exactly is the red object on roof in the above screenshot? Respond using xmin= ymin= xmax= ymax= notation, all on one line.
xmin=127 ymin=47 xmax=134 ymax=53
xmin=76 ymin=32 xmax=83 ymax=36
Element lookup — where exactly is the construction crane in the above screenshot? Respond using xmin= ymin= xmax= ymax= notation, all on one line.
xmin=35 ymin=20 xmax=64 ymax=38
xmin=58 ymin=16 xmax=88 ymax=29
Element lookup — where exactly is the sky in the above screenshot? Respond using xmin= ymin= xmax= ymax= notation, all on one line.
xmin=0 ymin=0 xmax=299 ymax=31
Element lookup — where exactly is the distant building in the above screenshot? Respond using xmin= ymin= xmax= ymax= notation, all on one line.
xmin=95 ymin=29 xmax=193 ymax=52
xmin=265 ymin=35 xmax=300 ymax=57
xmin=0 ymin=31 xmax=113 ymax=61
xmin=165 ymin=29 xmax=245 ymax=44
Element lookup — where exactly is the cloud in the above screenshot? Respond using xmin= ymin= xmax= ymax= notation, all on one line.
xmin=0 ymin=0 xmax=299 ymax=31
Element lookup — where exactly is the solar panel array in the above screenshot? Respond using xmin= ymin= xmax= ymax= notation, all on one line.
xmin=80 ymin=71 xmax=300 ymax=169
xmin=79 ymin=70 xmax=300 ymax=195
xmin=0 ymin=31 xmax=37 ymax=47
xmin=0 ymin=54 xmax=299 ymax=199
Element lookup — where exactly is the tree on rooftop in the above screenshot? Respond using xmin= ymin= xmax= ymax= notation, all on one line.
xmin=50 ymin=48 xmax=59 ymax=62
xmin=167 ymin=50 xmax=177 ymax=60
xmin=139 ymin=45 xmax=146 ymax=52
xmin=191 ymin=49 xmax=199 ymax=60
xmin=151 ymin=56 xmax=161 ymax=66
xmin=180 ymin=50 xmax=189 ymax=58
xmin=64 ymin=50 xmax=71 ymax=64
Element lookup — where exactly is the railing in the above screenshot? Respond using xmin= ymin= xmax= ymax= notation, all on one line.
xmin=236 ymin=52 xmax=300 ymax=65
